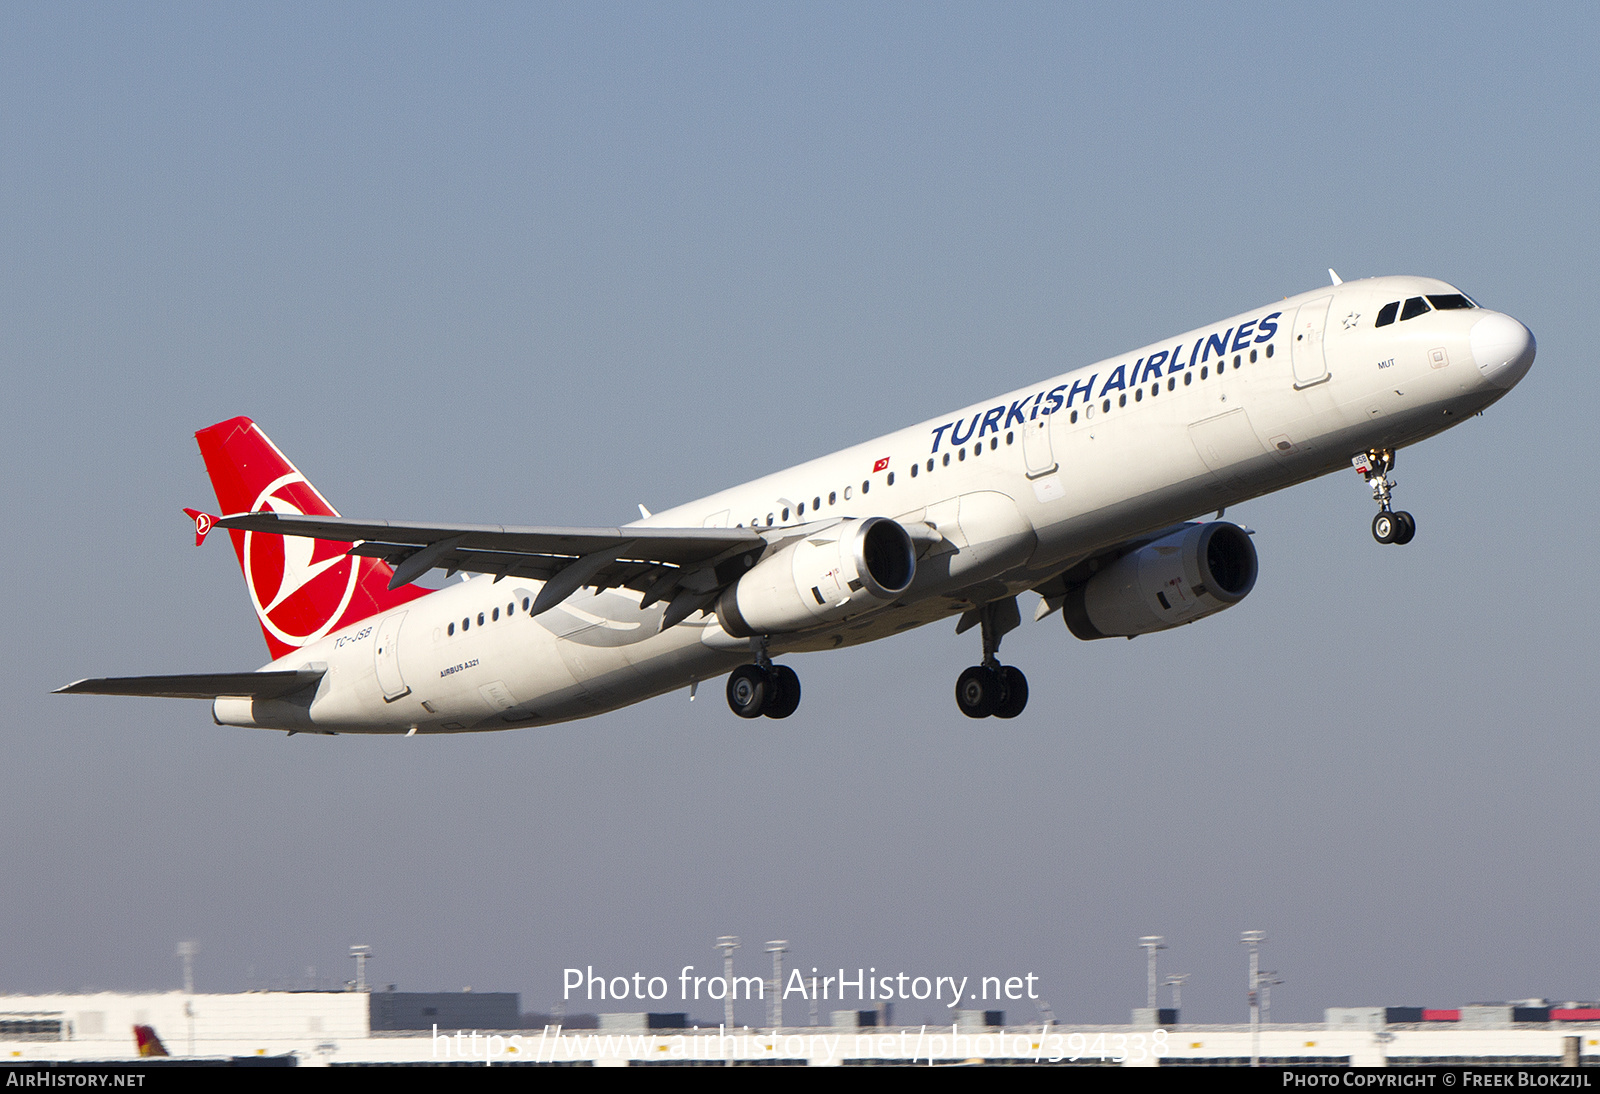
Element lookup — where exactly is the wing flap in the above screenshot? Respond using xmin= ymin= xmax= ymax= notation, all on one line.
xmin=55 ymin=670 xmax=325 ymax=700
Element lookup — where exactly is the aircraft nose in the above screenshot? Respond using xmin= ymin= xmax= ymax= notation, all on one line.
xmin=1470 ymin=312 xmax=1536 ymax=388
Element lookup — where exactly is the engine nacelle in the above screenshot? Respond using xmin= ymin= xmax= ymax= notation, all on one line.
xmin=716 ymin=517 xmax=916 ymax=637
xmin=1063 ymin=521 xmax=1257 ymax=640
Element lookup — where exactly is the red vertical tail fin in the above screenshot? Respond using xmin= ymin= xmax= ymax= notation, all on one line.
xmin=133 ymin=1024 xmax=169 ymax=1057
xmin=195 ymin=417 xmax=428 ymax=660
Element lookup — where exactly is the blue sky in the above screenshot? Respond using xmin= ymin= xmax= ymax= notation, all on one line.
xmin=2 ymin=2 xmax=1595 ymax=1022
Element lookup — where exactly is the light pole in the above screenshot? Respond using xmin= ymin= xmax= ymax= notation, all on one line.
xmin=176 ymin=941 xmax=199 ymax=995
xmin=1165 ymin=974 xmax=1189 ymax=1015
xmin=1137 ymin=936 xmax=1166 ymax=1011
xmin=1241 ymin=930 xmax=1266 ymax=1067
xmin=765 ymin=941 xmax=788 ymax=1029
xmin=715 ymin=936 xmax=740 ymax=1029
xmin=1259 ymin=970 xmax=1283 ymax=1025
xmin=350 ymin=945 xmax=372 ymax=993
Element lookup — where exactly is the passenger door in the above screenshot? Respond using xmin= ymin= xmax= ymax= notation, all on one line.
xmin=1289 ymin=296 xmax=1332 ymax=388
xmin=374 ymin=611 xmax=411 ymax=702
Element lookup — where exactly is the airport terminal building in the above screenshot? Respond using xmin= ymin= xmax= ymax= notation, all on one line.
xmin=1 ymin=989 xmax=1599 ymax=1065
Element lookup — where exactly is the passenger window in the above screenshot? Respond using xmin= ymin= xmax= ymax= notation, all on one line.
xmin=972 ymin=443 xmax=980 ymax=457
xmin=492 ymin=607 xmax=500 ymax=621
xmin=1005 ymin=431 xmax=1014 ymax=445
xmin=1427 ymin=294 xmax=1474 ymax=310
xmin=477 ymin=613 xmax=485 ymax=626
xmin=844 ymin=486 xmax=852 ymax=499
xmin=1167 ymin=377 xmax=1175 ymax=391
xmin=958 ymin=448 xmax=966 ymax=461
xmin=925 ymin=459 xmax=934 ymax=472
xmin=782 ymin=508 xmax=790 ymax=520
xmin=814 ymin=496 xmax=821 ymax=509
xmin=1069 ymin=410 xmax=1078 ymax=423
xmin=522 ymin=597 xmax=530 ymax=611
xmin=910 ymin=464 xmax=918 ymax=478
xmin=462 ymin=618 xmax=470 ymax=631
xmin=990 ymin=437 xmax=998 ymax=450
xmin=1266 ymin=343 xmax=1274 ymax=358
xmin=861 ymin=480 xmax=870 ymax=493
xmin=1375 ymin=301 xmax=1400 ymax=327
xmin=887 ymin=471 xmax=895 ymax=485
xmin=1134 ymin=389 xmax=1142 ymax=402
xmin=797 ymin=502 xmax=805 ymax=515
xmin=942 ymin=454 xmax=950 ymax=467
xmin=1184 ymin=372 xmax=1192 ymax=385
xmin=1400 ymin=296 xmax=1431 ymax=321
xmin=829 ymin=491 xmax=837 ymax=504
xmin=1201 ymin=366 xmax=1208 ymax=379
xmin=766 ymin=514 xmax=774 ymax=526
xmin=1233 ymin=354 xmax=1241 ymax=368
xmin=448 ymin=622 xmax=455 ymax=636
xmin=1249 ymin=349 xmax=1257 ymax=363
xmin=1102 ymin=399 xmax=1111 ymax=413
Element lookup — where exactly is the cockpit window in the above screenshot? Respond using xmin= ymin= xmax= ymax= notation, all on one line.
xmin=1426 ymin=293 xmax=1474 ymax=311
xmin=1400 ymin=296 xmax=1431 ymax=321
xmin=1375 ymin=301 xmax=1399 ymax=327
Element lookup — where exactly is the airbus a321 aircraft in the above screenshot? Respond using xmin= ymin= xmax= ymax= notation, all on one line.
xmin=59 ymin=273 xmax=1535 ymax=732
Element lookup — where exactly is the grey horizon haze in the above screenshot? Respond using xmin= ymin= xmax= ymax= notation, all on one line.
xmin=3 ymin=2 xmax=1595 ymax=1025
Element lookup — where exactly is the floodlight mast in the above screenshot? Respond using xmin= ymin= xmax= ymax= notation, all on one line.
xmin=1137 ymin=936 xmax=1166 ymax=1011
xmin=175 ymin=941 xmax=199 ymax=995
xmin=765 ymin=941 xmax=788 ymax=1029
xmin=1165 ymin=973 xmax=1189 ymax=1013
xmin=350 ymin=945 xmax=373 ymax=993
xmin=1241 ymin=930 xmax=1266 ymax=1066
xmin=715 ymin=936 xmax=740 ymax=1029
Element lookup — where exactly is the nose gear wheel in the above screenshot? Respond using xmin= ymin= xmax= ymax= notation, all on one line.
xmin=1354 ymin=449 xmax=1416 ymax=546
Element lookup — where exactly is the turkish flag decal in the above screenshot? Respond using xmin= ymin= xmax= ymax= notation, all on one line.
xmin=872 ymin=457 xmax=890 ymax=473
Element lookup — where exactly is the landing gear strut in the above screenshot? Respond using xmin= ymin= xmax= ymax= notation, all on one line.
xmin=955 ymin=598 xmax=1028 ymax=719
xmin=1354 ymin=449 xmax=1415 ymax=545
xmin=726 ymin=637 xmax=801 ymax=719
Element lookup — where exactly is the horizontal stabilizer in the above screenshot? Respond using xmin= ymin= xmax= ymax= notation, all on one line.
xmin=55 ymin=670 xmax=325 ymax=700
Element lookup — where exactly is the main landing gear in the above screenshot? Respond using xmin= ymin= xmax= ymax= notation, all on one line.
xmin=1354 ymin=448 xmax=1416 ymax=546
xmin=955 ymin=598 xmax=1028 ymax=719
xmin=726 ymin=638 xmax=801 ymax=720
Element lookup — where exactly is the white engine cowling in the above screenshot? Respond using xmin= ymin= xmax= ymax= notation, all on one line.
xmin=1063 ymin=522 xmax=1257 ymax=640
xmin=716 ymin=517 xmax=916 ymax=637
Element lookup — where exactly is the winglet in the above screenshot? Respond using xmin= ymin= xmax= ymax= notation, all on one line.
xmin=183 ymin=508 xmax=220 ymax=547
xmin=1328 ymin=267 xmax=1343 ymax=286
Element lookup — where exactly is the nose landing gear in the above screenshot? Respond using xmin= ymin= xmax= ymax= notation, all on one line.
xmin=726 ymin=638 xmax=801 ymax=719
xmin=1354 ymin=449 xmax=1416 ymax=545
xmin=954 ymin=598 xmax=1029 ymax=719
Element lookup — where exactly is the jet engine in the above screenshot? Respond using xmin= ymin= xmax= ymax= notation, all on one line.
xmin=716 ymin=517 xmax=916 ymax=637
xmin=1062 ymin=521 xmax=1257 ymax=640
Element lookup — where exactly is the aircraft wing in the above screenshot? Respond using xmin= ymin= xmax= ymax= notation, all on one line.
xmin=54 ymin=670 xmax=326 ymax=700
xmin=215 ymin=512 xmax=770 ymax=628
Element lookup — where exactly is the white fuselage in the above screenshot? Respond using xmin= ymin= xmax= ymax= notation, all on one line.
xmin=216 ymin=275 xmax=1531 ymax=733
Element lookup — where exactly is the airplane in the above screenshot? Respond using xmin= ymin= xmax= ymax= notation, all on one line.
xmin=134 ymin=1023 xmax=170 ymax=1057
xmin=58 ymin=273 xmax=1535 ymax=732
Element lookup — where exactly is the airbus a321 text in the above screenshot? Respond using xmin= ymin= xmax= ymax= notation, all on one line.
xmin=59 ymin=273 xmax=1535 ymax=732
